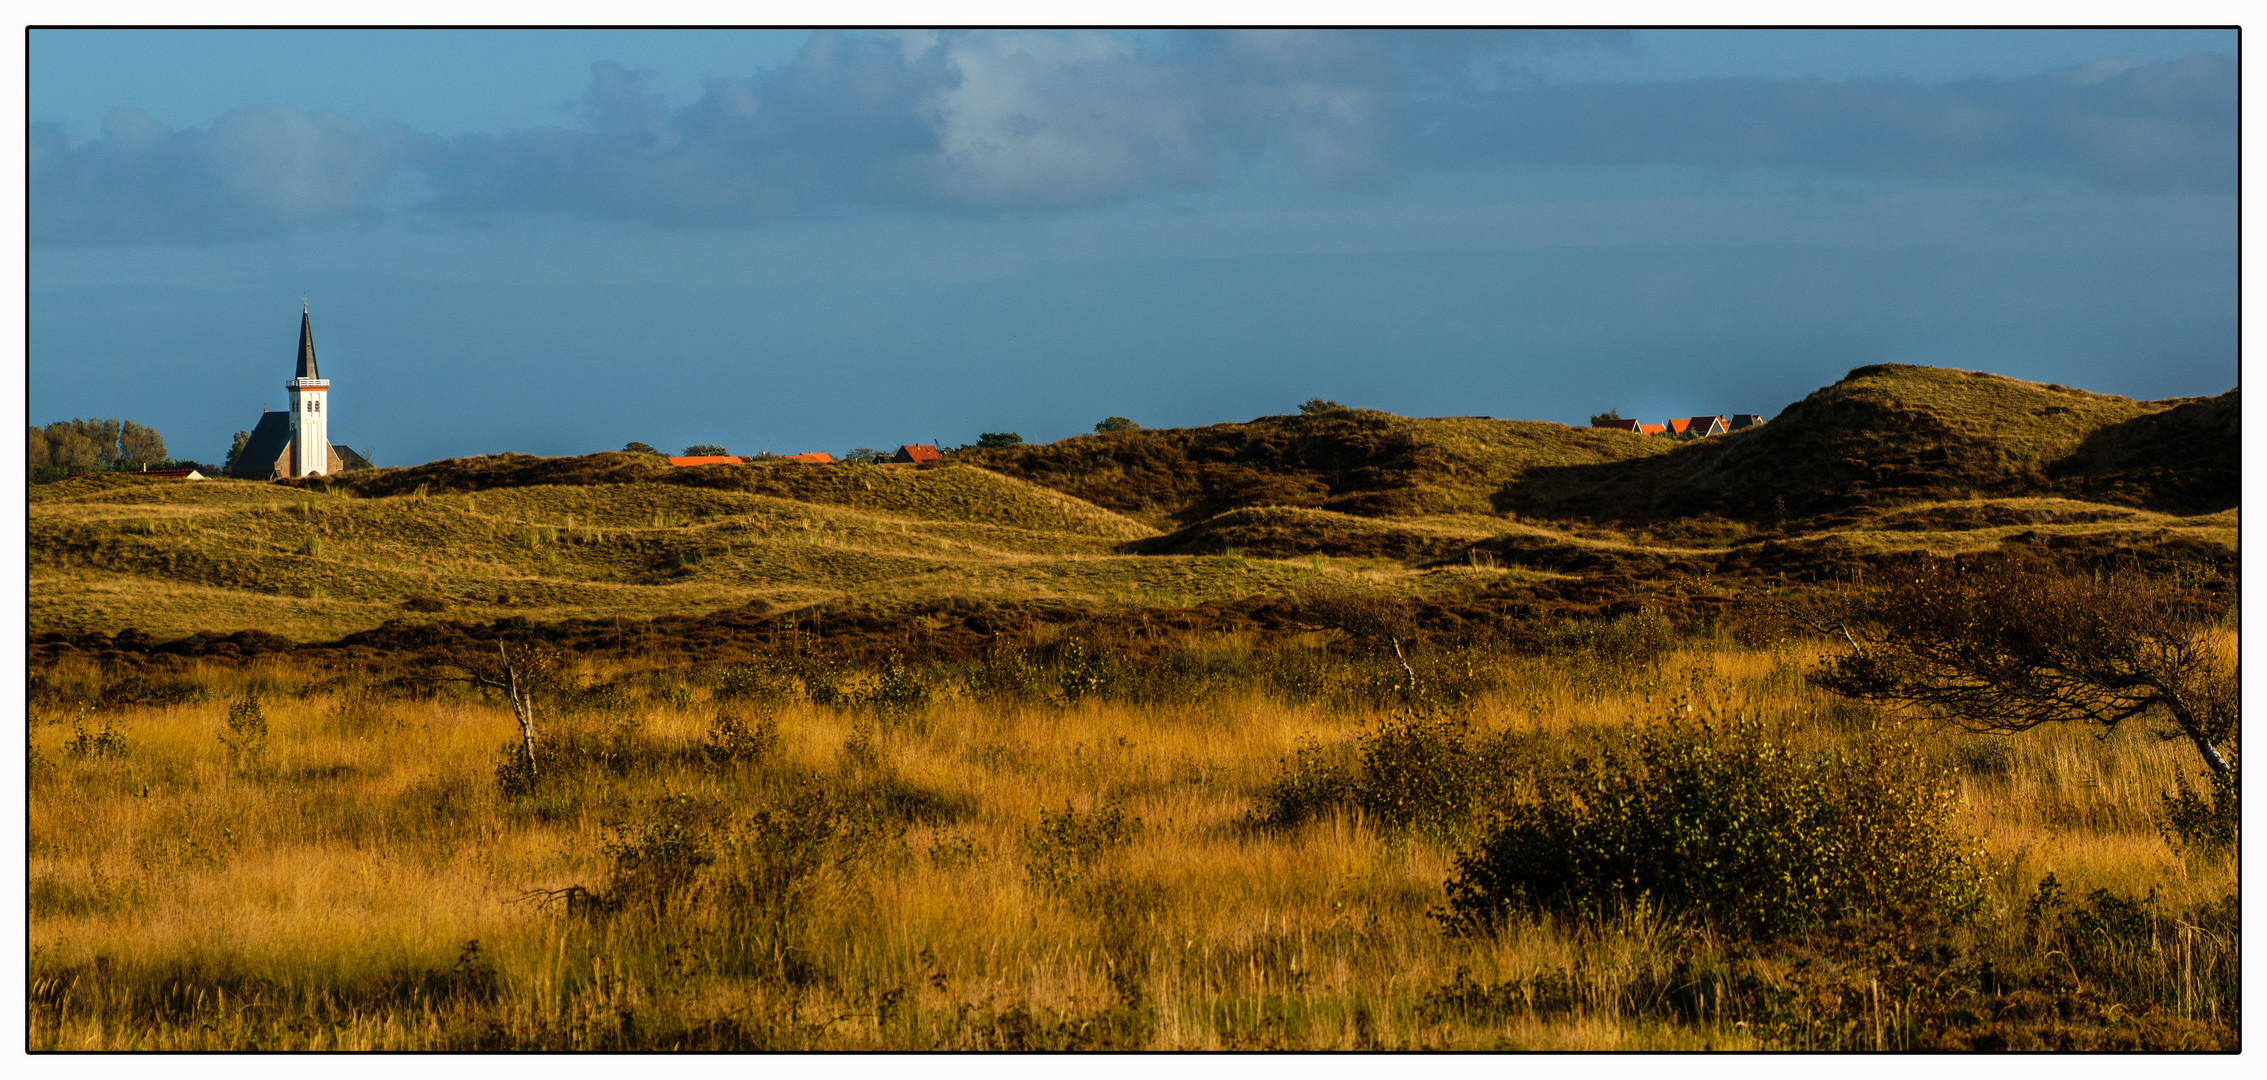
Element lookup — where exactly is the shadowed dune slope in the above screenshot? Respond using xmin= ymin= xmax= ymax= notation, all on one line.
xmin=952 ymin=411 xmax=1675 ymax=527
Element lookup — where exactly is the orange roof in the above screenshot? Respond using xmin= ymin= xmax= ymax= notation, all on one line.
xmin=784 ymin=452 xmax=833 ymax=463
xmin=1637 ymin=423 xmax=1668 ymax=435
xmin=895 ymin=444 xmax=941 ymax=464
xmin=666 ymin=455 xmax=743 ymax=467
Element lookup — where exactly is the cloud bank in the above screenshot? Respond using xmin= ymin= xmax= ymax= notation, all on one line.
xmin=30 ymin=31 xmax=2235 ymax=245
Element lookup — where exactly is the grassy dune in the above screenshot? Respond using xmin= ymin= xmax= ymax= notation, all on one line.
xmin=29 ymin=464 xmax=2232 ymax=646
xmin=1496 ymin=366 xmax=2232 ymax=524
xmin=30 ymin=364 xmax=2236 ymax=645
xmin=30 ymin=467 xmax=1329 ymax=641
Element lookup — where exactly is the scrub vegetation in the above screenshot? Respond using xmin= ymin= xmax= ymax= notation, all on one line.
xmin=24 ymin=364 xmax=2240 ymax=1050
xmin=25 ymin=623 xmax=2237 ymax=1049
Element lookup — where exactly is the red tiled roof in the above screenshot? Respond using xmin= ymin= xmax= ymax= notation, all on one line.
xmin=894 ymin=444 xmax=941 ymax=464
xmin=666 ymin=455 xmax=743 ymax=467
xmin=1637 ymin=424 xmax=1668 ymax=435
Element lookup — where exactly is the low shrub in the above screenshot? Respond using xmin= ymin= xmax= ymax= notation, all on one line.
xmin=219 ymin=694 xmax=268 ymax=770
xmin=1348 ymin=713 xmax=1498 ymax=837
xmin=63 ymin=708 xmax=131 ymax=761
xmin=1024 ymin=801 xmax=1138 ymax=895
xmin=591 ymin=796 xmax=719 ymax=919
xmin=704 ymin=709 xmax=780 ymax=766
xmin=1442 ymin=717 xmax=1985 ymax=940
xmin=2021 ymin=874 xmax=2241 ymax=1024
xmin=1249 ymin=735 xmax=1347 ymax=829
xmin=858 ymin=654 xmax=931 ymax=721
xmin=1541 ymin=611 xmax=1677 ymax=694
xmin=2158 ymin=769 xmax=2239 ymax=861
xmin=708 ymin=663 xmax=797 ymax=706
xmin=1250 ymin=714 xmax=1531 ymax=839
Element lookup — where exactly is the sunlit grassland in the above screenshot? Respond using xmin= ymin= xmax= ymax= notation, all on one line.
xmin=29 ymin=467 xmax=2228 ymax=646
xmin=27 ymin=635 xmax=2235 ymax=1050
xmin=30 ymin=473 xmax=1524 ymax=642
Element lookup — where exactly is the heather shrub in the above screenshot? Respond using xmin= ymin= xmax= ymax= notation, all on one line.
xmin=1443 ymin=717 xmax=1985 ymax=939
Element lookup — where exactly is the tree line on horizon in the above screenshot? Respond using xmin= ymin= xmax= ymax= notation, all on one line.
xmin=26 ymin=419 xmax=217 ymax=484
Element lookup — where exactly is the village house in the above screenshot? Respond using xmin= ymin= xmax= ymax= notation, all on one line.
xmin=1591 ymin=412 xmax=1758 ymax=438
xmin=894 ymin=444 xmax=941 ymax=464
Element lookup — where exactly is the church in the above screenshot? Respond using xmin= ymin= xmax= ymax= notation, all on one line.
xmin=228 ymin=306 xmax=372 ymax=479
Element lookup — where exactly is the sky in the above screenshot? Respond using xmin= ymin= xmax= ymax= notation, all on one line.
xmin=27 ymin=28 xmax=2241 ymax=467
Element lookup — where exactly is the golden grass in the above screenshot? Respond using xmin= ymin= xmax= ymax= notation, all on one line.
xmin=28 ymin=637 xmax=2235 ymax=1049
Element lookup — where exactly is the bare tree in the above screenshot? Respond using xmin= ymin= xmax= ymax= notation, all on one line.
xmin=1816 ymin=556 xmax=2237 ymax=776
xmin=451 ymin=642 xmax=558 ymax=786
xmin=1304 ymin=591 xmax=1420 ymax=692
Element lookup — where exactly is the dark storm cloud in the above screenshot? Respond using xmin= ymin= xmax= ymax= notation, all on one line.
xmin=422 ymin=30 xmax=1576 ymax=221
xmin=30 ymin=106 xmax=434 ymax=244
xmin=1417 ymin=52 xmax=2236 ymax=191
xmin=29 ymin=31 xmax=2233 ymax=245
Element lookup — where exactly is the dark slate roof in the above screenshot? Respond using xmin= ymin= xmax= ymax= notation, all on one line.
xmin=334 ymin=445 xmax=373 ymax=471
xmin=295 ymin=309 xmax=320 ymax=379
xmin=231 ymin=411 xmax=294 ymax=479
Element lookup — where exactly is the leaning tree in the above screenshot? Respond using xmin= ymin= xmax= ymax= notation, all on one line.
xmin=1815 ymin=554 xmax=2237 ymax=776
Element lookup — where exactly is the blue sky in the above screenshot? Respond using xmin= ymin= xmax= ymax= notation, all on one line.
xmin=29 ymin=29 xmax=2239 ymax=466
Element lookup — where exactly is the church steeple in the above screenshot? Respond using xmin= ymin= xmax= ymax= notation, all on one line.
xmin=295 ymin=301 xmax=320 ymax=380
xmin=285 ymin=302 xmax=332 ymax=477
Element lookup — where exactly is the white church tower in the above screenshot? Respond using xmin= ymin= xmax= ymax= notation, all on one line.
xmin=286 ymin=302 xmax=331 ymax=477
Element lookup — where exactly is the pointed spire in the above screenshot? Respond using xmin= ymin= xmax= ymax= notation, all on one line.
xmin=295 ymin=305 xmax=320 ymax=380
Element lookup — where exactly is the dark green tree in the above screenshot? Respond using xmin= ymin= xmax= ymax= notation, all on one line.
xmin=1589 ymin=409 xmax=1624 ymax=425
xmin=976 ymin=432 xmax=1024 ymax=448
xmin=1299 ymin=398 xmax=1350 ymax=416
xmin=1094 ymin=417 xmax=1140 ymax=433
xmin=623 ymin=441 xmax=663 ymax=456
xmin=683 ymin=444 xmax=730 ymax=457
xmin=222 ymin=430 xmax=251 ymax=475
